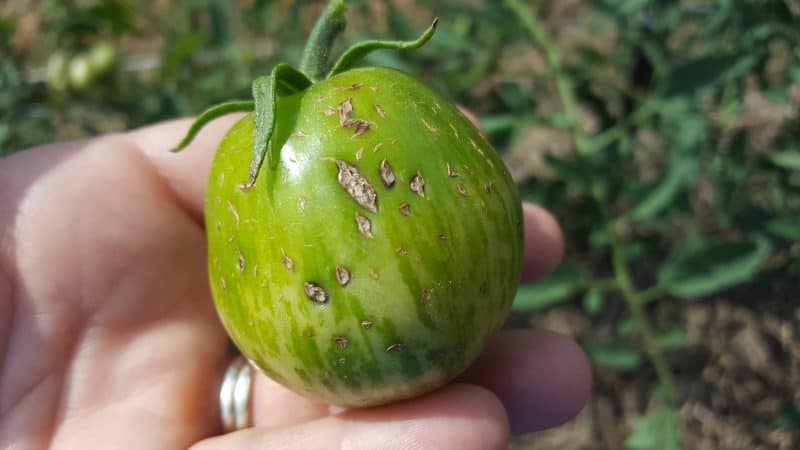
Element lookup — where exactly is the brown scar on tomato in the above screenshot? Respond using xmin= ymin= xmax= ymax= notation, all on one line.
xmin=447 ymin=163 xmax=460 ymax=178
xmin=281 ymin=250 xmax=294 ymax=271
xmin=237 ymin=250 xmax=246 ymax=272
xmin=356 ymin=214 xmax=374 ymax=238
xmin=373 ymin=142 xmax=384 ymax=153
xmin=379 ymin=159 xmax=396 ymax=188
xmin=448 ymin=122 xmax=459 ymax=138
xmin=469 ymin=137 xmax=485 ymax=156
xmin=337 ymin=98 xmax=354 ymax=124
xmin=334 ymin=159 xmax=379 ymax=213
xmin=335 ymin=266 xmax=351 ymax=286
xmin=361 ymin=320 xmax=374 ymax=330
xmin=348 ymin=119 xmax=371 ymax=138
xmin=421 ymin=287 xmax=432 ymax=300
xmin=457 ymin=184 xmax=467 ymax=197
xmin=386 ymin=342 xmax=406 ymax=353
xmin=334 ymin=336 xmax=349 ymax=348
xmin=410 ymin=172 xmax=426 ymax=198
xmin=227 ymin=201 xmax=240 ymax=225
xmin=398 ymin=202 xmax=411 ymax=216
xmin=304 ymin=282 xmax=329 ymax=305
xmin=375 ymin=104 xmax=386 ymax=118
xmin=421 ymin=118 xmax=437 ymax=133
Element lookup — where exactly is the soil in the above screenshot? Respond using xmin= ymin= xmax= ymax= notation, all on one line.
xmin=508 ymin=275 xmax=800 ymax=450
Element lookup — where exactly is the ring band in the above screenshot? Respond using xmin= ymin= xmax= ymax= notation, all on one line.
xmin=220 ymin=355 xmax=254 ymax=432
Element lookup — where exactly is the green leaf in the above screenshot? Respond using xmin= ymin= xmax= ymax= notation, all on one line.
xmin=299 ymin=0 xmax=347 ymax=81
xmin=656 ymin=327 xmax=687 ymax=350
xmin=630 ymin=157 xmax=697 ymax=220
xmin=766 ymin=218 xmax=800 ymax=241
xmin=657 ymin=236 xmax=773 ymax=299
xmin=582 ymin=288 xmax=604 ymax=317
xmin=170 ymin=101 xmax=254 ymax=153
xmin=775 ymin=399 xmax=800 ymax=429
xmin=250 ymin=63 xmax=311 ymax=187
xmin=768 ymin=151 xmax=800 ymax=171
xmin=626 ymin=405 xmax=681 ymax=450
xmin=617 ymin=316 xmax=636 ymax=338
xmin=662 ymin=52 xmax=761 ymax=98
xmin=584 ymin=343 xmax=643 ymax=371
xmin=512 ymin=262 xmax=586 ymax=311
xmin=328 ymin=17 xmax=439 ymax=78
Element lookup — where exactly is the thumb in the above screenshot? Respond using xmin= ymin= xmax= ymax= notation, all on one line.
xmin=191 ymin=384 xmax=508 ymax=450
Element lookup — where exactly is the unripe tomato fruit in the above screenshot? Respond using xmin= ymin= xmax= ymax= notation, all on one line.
xmin=174 ymin=0 xmax=523 ymax=407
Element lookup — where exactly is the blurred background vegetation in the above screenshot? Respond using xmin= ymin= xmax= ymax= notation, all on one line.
xmin=2 ymin=0 xmax=799 ymax=449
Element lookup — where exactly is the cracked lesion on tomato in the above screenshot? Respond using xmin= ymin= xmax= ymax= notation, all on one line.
xmin=304 ymin=282 xmax=329 ymax=305
xmin=410 ymin=172 xmax=426 ymax=198
xmin=334 ymin=160 xmax=379 ymax=214
xmin=355 ymin=214 xmax=374 ymax=239
xmin=335 ymin=266 xmax=351 ymax=286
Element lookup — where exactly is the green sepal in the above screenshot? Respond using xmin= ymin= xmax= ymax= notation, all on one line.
xmin=328 ymin=17 xmax=439 ymax=78
xmin=248 ymin=63 xmax=312 ymax=188
xmin=299 ymin=0 xmax=347 ymax=82
xmin=170 ymin=101 xmax=255 ymax=153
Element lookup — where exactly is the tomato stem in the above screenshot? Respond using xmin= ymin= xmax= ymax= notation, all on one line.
xmin=299 ymin=0 xmax=347 ymax=82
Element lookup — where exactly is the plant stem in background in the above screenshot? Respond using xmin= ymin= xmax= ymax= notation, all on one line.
xmin=611 ymin=242 xmax=677 ymax=407
xmin=504 ymin=0 xmax=587 ymax=155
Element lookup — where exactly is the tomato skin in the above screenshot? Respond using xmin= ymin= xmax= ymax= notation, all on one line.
xmin=206 ymin=67 xmax=523 ymax=407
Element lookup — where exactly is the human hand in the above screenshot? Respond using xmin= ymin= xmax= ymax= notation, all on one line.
xmin=0 ymin=114 xmax=590 ymax=449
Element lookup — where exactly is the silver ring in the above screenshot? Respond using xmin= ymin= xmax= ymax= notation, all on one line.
xmin=220 ymin=355 xmax=254 ymax=432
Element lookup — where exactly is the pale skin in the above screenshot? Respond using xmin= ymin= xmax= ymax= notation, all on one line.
xmin=0 ymin=114 xmax=591 ymax=449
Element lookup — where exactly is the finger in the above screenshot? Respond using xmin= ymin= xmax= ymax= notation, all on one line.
xmin=127 ymin=114 xmax=245 ymax=223
xmin=247 ymin=329 xmax=589 ymax=435
xmin=460 ymin=329 xmax=591 ymax=435
xmin=521 ymin=202 xmax=565 ymax=284
xmin=250 ymin=372 xmax=335 ymax=428
xmin=194 ymin=383 xmax=508 ymax=450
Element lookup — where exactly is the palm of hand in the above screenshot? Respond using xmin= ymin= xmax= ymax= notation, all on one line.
xmin=0 ymin=116 xmax=589 ymax=449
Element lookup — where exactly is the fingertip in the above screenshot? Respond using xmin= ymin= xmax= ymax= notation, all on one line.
xmin=463 ymin=330 xmax=592 ymax=435
xmin=340 ymin=383 xmax=509 ymax=450
xmin=521 ymin=202 xmax=565 ymax=284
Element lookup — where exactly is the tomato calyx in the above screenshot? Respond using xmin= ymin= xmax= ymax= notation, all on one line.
xmin=171 ymin=0 xmax=438 ymax=188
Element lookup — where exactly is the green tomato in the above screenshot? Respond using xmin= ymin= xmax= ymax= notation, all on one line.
xmin=174 ymin=0 xmax=523 ymax=407
xmin=67 ymin=53 xmax=92 ymax=90
xmin=206 ymin=67 xmax=523 ymax=406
